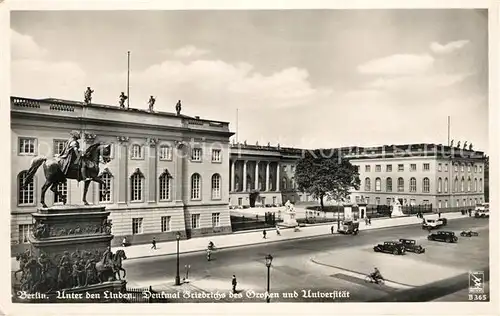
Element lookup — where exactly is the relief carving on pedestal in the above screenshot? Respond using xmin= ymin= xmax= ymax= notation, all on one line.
xmin=31 ymin=219 xmax=112 ymax=239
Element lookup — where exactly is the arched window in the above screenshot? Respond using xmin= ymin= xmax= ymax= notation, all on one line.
xmin=364 ymin=178 xmax=371 ymax=191
xmin=18 ymin=171 xmax=35 ymax=205
xmin=99 ymin=170 xmax=113 ymax=202
xmin=444 ymin=178 xmax=448 ymax=193
xmin=461 ymin=177 xmax=465 ymax=192
xmin=191 ymin=173 xmax=201 ymax=200
xmin=130 ymin=169 xmax=144 ymax=202
xmin=159 ymin=169 xmax=172 ymax=201
xmin=409 ymin=178 xmax=417 ymax=192
xmin=375 ymin=178 xmax=381 ymax=191
xmin=454 ymin=177 xmax=458 ymax=192
xmin=467 ymin=177 xmax=471 ymax=192
xmin=282 ymin=177 xmax=288 ymax=190
xmin=386 ymin=178 xmax=392 ymax=192
xmin=211 ymin=174 xmax=221 ymax=199
xmin=437 ymin=177 xmax=442 ymax=193
xmin=397 ymin=177 xmax=404 ymax=192
xmin=54 ymin=182 xmax=67 ymax=204
xmin=474 ymin=178 xmax=478 ymax=192
xmin=423 ymin=178 xmax=430 ymax=193
xmin=479 ymin=178 xmax=483 ymax=192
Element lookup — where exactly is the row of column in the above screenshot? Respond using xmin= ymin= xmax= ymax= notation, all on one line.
xmin=230 ymin=160 xmax=280 ymax=192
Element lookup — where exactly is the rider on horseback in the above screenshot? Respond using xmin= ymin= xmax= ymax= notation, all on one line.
xmin=102 ymin=246 xmax=114 ymax=269
xmin=59 ymin=130 xmax=90 ymax=181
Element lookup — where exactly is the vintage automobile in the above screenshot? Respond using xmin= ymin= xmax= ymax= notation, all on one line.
xmin=398 ymin=238 xmax=425 ymax=254
xmin=427 ymin=231 xmax=458 ymax=243
xmin=460 ymin=230 xmax=479 ymax=237
xmin=437 ymin=218 xmax=448 ymax=226
xmin=373 ymin=241 xmax=405 ymax=255
xmin=422 ymin=219 xmax=442 ymax=230
xmin=337 ymin=220 xmax=359 ymax=235
xmin=474 ymin=210 xmax=490 ymax=218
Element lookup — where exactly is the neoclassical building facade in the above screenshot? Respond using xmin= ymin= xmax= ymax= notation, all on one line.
xmin=228 ymin=143 xmax=313 ymax=207
xmin=11 ymin=96 xmax=233 ymax=252
xmin=346 ymin=144 xmax=487 ymax=209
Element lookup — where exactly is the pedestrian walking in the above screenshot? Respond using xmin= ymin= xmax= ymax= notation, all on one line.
xmin=151 ymin=237 xmax=156 ymax=250
xmin=331 ymin=226 xmax=334 ymax=234
xmin=438 ymin=211 xmax=441 ymax=219
xmin=232 ymin=275 xmax=237 ymax=293
xmin=275 ymin=225 xmax=281 ymax=236
xmin=368 ymin=217 xmax=372 ymax=225
xmin=263 ymin=230 xmax=267 ymax=239
xmin=122 ymin=237 xmax=128 ymax=247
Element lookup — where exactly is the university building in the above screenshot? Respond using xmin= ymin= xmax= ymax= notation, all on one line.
xmin=11 ymin=96 xmax=233 ymax=253
xmin=345 ymin=144 xmax=487 ymax=209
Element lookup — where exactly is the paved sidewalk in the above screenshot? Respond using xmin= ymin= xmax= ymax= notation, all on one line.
xmin=116 ymin=212 xmax=466 ymax=260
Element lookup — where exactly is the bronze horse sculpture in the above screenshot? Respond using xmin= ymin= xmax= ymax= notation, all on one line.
xmin=95 ymin=249 xmax=127 ymax=282
xmin=22 ymin=143 xmax=111 ymax=208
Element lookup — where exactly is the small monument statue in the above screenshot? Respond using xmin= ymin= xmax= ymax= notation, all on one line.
xmin=256 ymin=141 xmax=259 ymax=146
xmin=391 ymin=198 xmax=404 ymax=217
xmin=243 ymin=140 xmax=247 ymax=146
xmin=469 ymin=143 xmax=473 ymax=151
xmin=148 ymin=96 xmax=156 ymax=112
xmin=456 ymin=141 xmax=461 ymax=148
xmin=450 ymin=139 xmax=454 ymax=147
xmin=119 ymin=92 xmax=128 ymax=108
xmin=282 ymin=200 xmax=298 ymax=227
xmin=267 ymin=142 xmax=271 ymax=147
xmin=84 ymin=87 xmax=94 ymax=104
xmin=175 ymin=100 xmax=182 ymax=115
xmin=463 ymin=141 xmax=468 ymax=150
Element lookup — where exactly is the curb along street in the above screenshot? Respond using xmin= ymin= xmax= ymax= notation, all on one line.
xmin=123 ymin=217 xmax=466 ymax=261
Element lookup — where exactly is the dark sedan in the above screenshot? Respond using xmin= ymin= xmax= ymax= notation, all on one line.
xmin=427 ymin=231 xmax=458 ymax=243
xmin=373 ymin=241 xmax=405 ymax=255
xmin=398 ymin=238 xmax=425 ymax=254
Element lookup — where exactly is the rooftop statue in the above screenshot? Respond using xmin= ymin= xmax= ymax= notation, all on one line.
xmin=148 ymin=96 xmax=156 ymax=112
xmin=119 ymin=92 xmax=128 ymax=108
xmin=84 ymin=87 xmax=94 ymax=104
xmin=175 ymin=100 xmax=182 ymax=115
xmin=22 ymin=131 xmax=112 ymax=208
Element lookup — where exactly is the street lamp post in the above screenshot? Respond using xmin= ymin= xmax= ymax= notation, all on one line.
xmin=175 ymin=232 xmax=181 ymax=286
xmin=265 ymin=254 xmax=273 ymax=303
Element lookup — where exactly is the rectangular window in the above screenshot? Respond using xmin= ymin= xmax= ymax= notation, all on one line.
xmin=386 ymin=165 xmax=392 ymax=172
xmin=19 ymin=137 xmax=36 ymax=155
xmin=191 ymin=148 xmax=202 ymax=161
xmin=212 ymin=149 xmax=222 ymax=162
xmin=386 ymin=198 xmax=392 ymax=205
xmin=461 ymin=165 xmax=464 ymax=172
xmin=53 ymin=140 xmax=66 ymax=157
xmin=99 ymin=173 xmax=112 ymax=202
xmin=375 ymin=165 xmax=381 ymax=172
xmin=54 ymin=182 xmax=67 ymax=204
xmin=132 ymin=218 xmax=143 ymax=235
xmin=191 ymin=214 xmax=200 ymax=229
xmin=410 ymin=164 xmax=417 ymax=171
xmin=212 ymin=213 xmax=220 ymax=227
xmin=423 ymin=200 xmax=429 ymax=205
xmin=131 ymin=144 xmax=143 ymax=159
xmin=159 ymin=177 xmax=171 ymax=201
xmin=468 ymin=165 xmax=471 ymax=172
xmin=159 ymin=145 xmax=172 ymax=160
xmin=398 ymin=164 xmax=404 ymax=172
xmin=18 ymin=224 xmax=33 ymax=244
xmin=423 ymin=163 xmax=430 ymax=171
xmin=479 ymin=166 xmax=483 ymax=173
xmin=445 ymin=200 xmax=448 ymax=208
xmin=444 ymin=164 xmax=448 ymax=172
xmin=238 ymin=197 xmax=243 ymax=206
xmin=18 ymin=172 xmax=35 ymax=205
xmin=410 ymin=199 xmax=416 ymax=206
xmin=438 ymin=163 xmax=442 ymax=172
xmin=273 ymin=196 xmax=277 ymax=205
xmin=365 ymin=197 xmax=370 ymax=205
xmin=131 ymin=174 xmax=143 ymax=202
xmin=474 ymin=165 xmax=478 ymax=173
xmin=365 ymin=165 xmax=371 ymax=172
xmin=161 ymin=216 xmax=171 ymax=232
xmin=375 ymin=197 xmax=380 ymax=205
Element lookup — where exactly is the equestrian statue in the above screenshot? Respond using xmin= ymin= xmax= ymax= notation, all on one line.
xmin=22 ymin=130 xmax=112 ymax=208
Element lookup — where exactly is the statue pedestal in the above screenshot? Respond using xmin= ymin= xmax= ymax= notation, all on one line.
xmin=343 ymin=204 xmax=353 ymax=221
xmin=14 ymin=204 xmax=128 ymax=301
xmin=391 ymin=204 xmax=405 ymax=217
xmin=282 ymin=210 xmax=298 ymax=227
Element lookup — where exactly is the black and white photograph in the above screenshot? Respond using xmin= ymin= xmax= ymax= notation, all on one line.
xmin=1 ymin=1 xmax=498 ymax=315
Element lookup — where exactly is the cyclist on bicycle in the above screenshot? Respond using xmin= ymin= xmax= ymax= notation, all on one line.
xmin=370 ymin=267 xmax=384 ymax=284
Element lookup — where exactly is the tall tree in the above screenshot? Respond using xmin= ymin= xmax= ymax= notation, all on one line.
xmin=295 ymin=150 xmax=360 ymax=211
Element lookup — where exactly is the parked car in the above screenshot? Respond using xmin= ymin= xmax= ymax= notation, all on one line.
xmin=422 ymin=219 xmax=442 ymax=230
xmin=427 ymin=231 xmax=458 ymax=243
xmin=437 ymin=218 xmax=447 ymax=226
xmin=460 ymin=230 xmax=479 ymax=237
xmin=398 ymin=238 xmax=425 ymax=254
xmin=373 ymin=241 xmax=405 ymax=255
xmin=475 ymin=210 xmax=490 ymax=218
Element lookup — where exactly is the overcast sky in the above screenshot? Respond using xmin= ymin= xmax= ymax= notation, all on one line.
xmin=11 ymin=10 xmax=488 ymax=151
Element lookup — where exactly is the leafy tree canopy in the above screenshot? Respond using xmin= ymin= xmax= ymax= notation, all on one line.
xmin=295 ymin=150 xmax=360 ymax=210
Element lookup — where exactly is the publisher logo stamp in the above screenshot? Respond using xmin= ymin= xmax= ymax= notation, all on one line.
xmin=469 ymin=271 xmax=484 ymax=294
